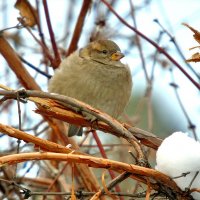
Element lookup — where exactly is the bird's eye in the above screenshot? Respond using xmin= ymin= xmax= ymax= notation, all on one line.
xmin=102 ymin=50 xmax=108 ymax=54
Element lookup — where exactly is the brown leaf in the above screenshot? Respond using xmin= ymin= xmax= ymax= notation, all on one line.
xmin=186 ymin=52 xmax=200 ymax=63
xmin=183 ymin=23 xmax=200 ymax=44
xmin=15 ymin=0 xmax=38 ymax=27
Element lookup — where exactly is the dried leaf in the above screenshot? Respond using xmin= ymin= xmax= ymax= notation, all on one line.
xmin=183 ymin=23 xmax=200 ymax=63
xmin=186 ymin=52 xmax=200 ymax=63
xmin=15 ymin=0 xmax=38 ymax=27
xmin=183 ymin=23 xmax=200 ymax=44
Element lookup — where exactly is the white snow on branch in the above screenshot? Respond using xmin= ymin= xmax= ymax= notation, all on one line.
xmin=156 ymin=132 xmax=200 ymax=199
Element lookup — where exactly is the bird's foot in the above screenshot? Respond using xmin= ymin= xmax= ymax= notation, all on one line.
xmin=82 ymin=111 xmax=97 ymax=122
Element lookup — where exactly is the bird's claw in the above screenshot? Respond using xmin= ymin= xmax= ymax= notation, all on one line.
xmin=82 ymin=111 xmax=97 ymax=122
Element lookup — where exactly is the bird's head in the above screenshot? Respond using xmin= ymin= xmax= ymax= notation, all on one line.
xmin=79 ymin=40 xmax=124 ymax=65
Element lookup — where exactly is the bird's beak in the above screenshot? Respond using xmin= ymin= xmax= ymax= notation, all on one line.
xmin=111 ymin=51 xmax=124 ymax=61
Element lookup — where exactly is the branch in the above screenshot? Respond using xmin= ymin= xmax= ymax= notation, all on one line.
xmin=0 ymin=89 xmax=149 ymax=164
xmin=0 ymin=86 xmax=101 ymax=193
xmin=0 ymin=36 xmax=41 ymax=90
xmin=42 ymin=0 xmax=61 ymax=67
xmin=91 ymin=171 xmax=131 ymax=199
xmin=92 ymin=130 xmax=123 ymax=198
xmin=66 ymin=0 xmax=92 ymax=56
xmin=0 ymin=88 xmax=162 ymax=150
xmin=0 ymin=123 xmax=78 ymax=155
xmin=0 ymin=152 xmax=186 ymax=198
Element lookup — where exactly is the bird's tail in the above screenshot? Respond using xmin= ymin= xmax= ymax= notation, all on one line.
xmin=68 ymin=125 xmax=83 ymax=137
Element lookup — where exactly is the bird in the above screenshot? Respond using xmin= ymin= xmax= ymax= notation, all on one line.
xmin=48 ymin=40 xmax=132 ymax=136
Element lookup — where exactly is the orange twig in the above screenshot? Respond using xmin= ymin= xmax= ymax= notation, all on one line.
xmin=0 ymin=151 xmax=183 ymax=195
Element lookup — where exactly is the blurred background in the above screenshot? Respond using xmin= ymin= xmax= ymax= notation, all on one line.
xmin=0 ymin=0 xmax=200 ymax=199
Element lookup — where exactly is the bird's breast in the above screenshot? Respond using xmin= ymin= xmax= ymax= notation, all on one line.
xmin=48 ymin=55 xmax=132 ymax=118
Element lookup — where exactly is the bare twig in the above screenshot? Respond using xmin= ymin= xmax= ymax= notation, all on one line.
xmin=42 ymin=0 xmax=61 ymax=67
xmin=0 ymin=123 xmax=76 ymax=155
xmin=154 ymin=19 xmax=200 ymax=81
xmin=0 ymin=151 xmax=190 ymax=200
xmin=67 ymin=0 xmax=92 ymax=55
xmin=188 ymin=171 xmax=199 ymax=189
xmin=129 ymin=0 xmax=149 ymax=84
xmin=92 ymin=130 xmax=123 ymax=198
xmin=91 ymin=171 xmax=131 ymax=199
xmin=169 ymin=68 xmax=197 ymax=140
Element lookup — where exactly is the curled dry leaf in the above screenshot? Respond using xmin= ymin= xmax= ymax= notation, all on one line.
xmin=183 ymin=23 xmax=200 ymax=63
xmin=186 ymin=52 xmax=200 ymax=63
xmin=15 ymin=0 xmax=38 ymax=27
xmin=183 ymin=23 xmax=200 ymax=44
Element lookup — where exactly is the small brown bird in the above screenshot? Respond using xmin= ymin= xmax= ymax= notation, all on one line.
xmin=48 ymin=40 xmax=132 ymax=136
